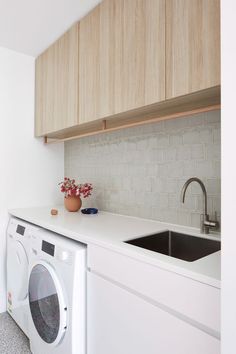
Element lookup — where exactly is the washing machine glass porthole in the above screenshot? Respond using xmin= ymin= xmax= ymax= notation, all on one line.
xmin=29 ymin=264 xmax=63 ymax=344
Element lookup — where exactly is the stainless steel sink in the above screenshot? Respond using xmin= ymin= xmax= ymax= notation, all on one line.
xmin=125 ymin=231 xmax=221 ymax=262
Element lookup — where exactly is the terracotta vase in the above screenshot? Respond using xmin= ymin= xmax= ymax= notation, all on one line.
xmin=64 ymin=196 xmax=82 ymax=212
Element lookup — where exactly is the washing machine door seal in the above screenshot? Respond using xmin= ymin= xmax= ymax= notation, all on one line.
xmin=28 ymin=261 xmax=67 ymax=346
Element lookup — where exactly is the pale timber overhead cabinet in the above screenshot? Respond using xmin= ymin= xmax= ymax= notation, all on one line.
xmin=35 ymin=0 xmax=220 ymax=142
xmin=166 ymin=0 xmax=220 ymax=98
xmin=35 ymin=23 xmax=79 ymax=136
xmin=79 ymin=0 xmax=165 ymax=124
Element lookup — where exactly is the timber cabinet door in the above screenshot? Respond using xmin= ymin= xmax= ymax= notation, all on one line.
xmin=79 ymin=5 xmax=101 ymax=125
xmin=166 ymin=0 xmax=220 ymax=99
xmin=35 ymin=0 xmax=221 ymax=140
xmin=35 ymin=23 xmax=79 ymax=136
xmin=79 ymin=0 xmax=165 ymax=124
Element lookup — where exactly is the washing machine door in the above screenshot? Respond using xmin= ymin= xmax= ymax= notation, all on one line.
xmin=28 ymin=261 xmax=67 ymax=346
xmin=7 ymin=239 xmax=28 ymax=301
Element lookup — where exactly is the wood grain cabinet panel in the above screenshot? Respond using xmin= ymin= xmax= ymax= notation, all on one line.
xmin=79 ymin=6 xmax=100 ymax=124
xmin=107 ymin=0 xmax=166 ymax=116
xmin=79 ymin=0 xmax=165 ymax=124
xmin=166 ymin=0 xmax=220 ymax=99
xmin=35 ymin=0 xmax=221 ymax=140
xmin=35 ymin=23 xmax=79 ymax=136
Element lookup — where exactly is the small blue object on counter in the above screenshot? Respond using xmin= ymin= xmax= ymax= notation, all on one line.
xmin=81 ymin=208 xmax=98 ymax=215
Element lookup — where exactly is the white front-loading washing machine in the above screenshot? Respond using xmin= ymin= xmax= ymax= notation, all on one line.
xmin=28 ymin=228 xmax=86 ymax=354
xmin=6 ymin=217 xmax=41 ymax=336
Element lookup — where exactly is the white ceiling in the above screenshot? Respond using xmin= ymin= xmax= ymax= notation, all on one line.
xmin=0 ymin=0 xmax=101 ymax=57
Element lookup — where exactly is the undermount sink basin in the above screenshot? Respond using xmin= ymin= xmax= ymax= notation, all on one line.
xmin=125 ymin=231 xmax=221 ymax=262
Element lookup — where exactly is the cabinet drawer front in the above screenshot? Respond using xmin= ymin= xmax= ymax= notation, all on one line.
xmin=88 ymin=272 xmax=220 ymax=354
xmin=88 ymin=244 xmax=220 ymax=334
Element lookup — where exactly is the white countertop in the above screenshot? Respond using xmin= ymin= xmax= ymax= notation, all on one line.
xmin=9 ymin=206 xmax=221 ymax=289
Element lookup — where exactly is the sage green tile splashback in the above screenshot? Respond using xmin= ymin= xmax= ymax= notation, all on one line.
xmin=65 ymin=111 xmax=220 ymax=228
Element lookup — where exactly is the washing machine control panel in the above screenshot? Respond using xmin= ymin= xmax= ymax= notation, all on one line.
xmin=16 ymin=224 xmax=25 ymax=236
xmin=30 ymin=229 xmax=74 ymax=265
xmin=41 ymin=240 xmax=71 ymax=262
xmin=42 ymin=240 xmax=55 ymax=257
xmin=57 ymin=250 xmax=70 ymax=262
xmin=7 ymin=218 xmax=37 ymax=241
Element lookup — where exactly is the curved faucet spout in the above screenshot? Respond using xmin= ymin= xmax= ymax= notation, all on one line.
xmin=181 ymin=177 xmax=219 ymax=234
xmin=180 ymin=177 xmax=207 ymax=216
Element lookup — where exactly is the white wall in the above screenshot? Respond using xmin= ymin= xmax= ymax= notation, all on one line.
xmin=0 ymin=47 xmax=64 ymax=313
xmin=221 ymin=1 xmax=236 ymax=353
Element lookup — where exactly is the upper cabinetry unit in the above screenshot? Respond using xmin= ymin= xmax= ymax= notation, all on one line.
xmin=35 ymin=23 xmax=79 ymax=136
xmin=79 ymin=0 xmax=165 ymax=124
xmin=166 ymin=0 xmax=220 ymax=99
xmin=35 ymin=0 xmax=220 ymax=141
xmin=79 ymin=5 xmax=101 ymax=124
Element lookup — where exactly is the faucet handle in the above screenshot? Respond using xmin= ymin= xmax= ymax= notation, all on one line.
xmin=213 ymin=211 xmax=220 ymax=230
xmin=204 ymin=211 xmax=220 ymax=231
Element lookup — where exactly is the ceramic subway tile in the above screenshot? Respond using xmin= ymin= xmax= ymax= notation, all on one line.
xmin=206 ymin=179 xmax=221 ymax=195
xmin=162 ymin=209 xmax=179 ymax=224
xmin=212 ymin=196 xmax=221 ymax=215
xmin=149 ymin=136 xmax=159 ymax=149
xmin=65 ymin=110 xmax=221 ymax=228
xmin=214 ymin=160 xmax=221 ymax=176
xmin=199 ymin=127 xmax=214 ymax=144
xmin=157 ymin=163 xmax=169 ymax=178
xmin=149 ymin=149 xmax=164 ymax=163
xmin=164 ymin=116 xmax=189 ymax=131
xmin=191 ymin=144 xmax=205 ymax=160
xmin=151 ymin=120 xmax=165 ymax=133
xmin=191 ymin=212 xmax=202 ymax=228
xmin=163 ymin=147 xmax=177 ymax=161
xmin=204 ymin=110 xmax=221 ymax=124
xmin=196 ymin=160 xmax=215 ymax=178
xmin=195 ymin=195 xmax=213 ymax=216
xmin=168 ymin=162 xmax=185 ymax=178
xmin=180 ymin=194 xmax=197 ymax=211
xmin=186 ymin=113 xmax=205 ymax=127
xmin=155 ymin=133 xmax=170 ymax=147
xmin=146 ymin=164 xmax=159 ymax=177
xmin=190 ymin=178 xmax=207 ymax=194
xmin=150 ymin=177 xmax=163 ymax=193
xmin=177 ymin=210 xmax=192 ymax=226
xmin=176 ymin=145 xmax=191 ymax=160
xmin=213 ymin=127 xmax=221 ymax=143
xmin=168 ymin=194 xmax=180 ymax=209
xmin=207 ymin=197 xmax=215 ymax=216
xmin=183 ymin=129 xmax=200 ymax=144
xmin=205 ymin=144 xmax=221 ymax=160
xmin=169 ymin=133 xmax=183 ymax=146
xmin=136 ymin=138 xmax=148 ymax=150
xmin=155 ymin=194 xmax=169 ymax=209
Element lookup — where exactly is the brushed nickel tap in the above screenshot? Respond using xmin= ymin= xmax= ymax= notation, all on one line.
xmin=180 ymin=177 xmax=219 ymax=234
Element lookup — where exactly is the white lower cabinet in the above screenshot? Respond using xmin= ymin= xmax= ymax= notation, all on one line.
xmin=87 ymin=271 xmax=220 ymax=354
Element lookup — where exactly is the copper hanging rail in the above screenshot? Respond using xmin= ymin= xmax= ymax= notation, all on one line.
xmin=44 ymin=103 xmax=220 ymax=144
